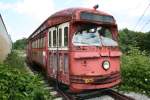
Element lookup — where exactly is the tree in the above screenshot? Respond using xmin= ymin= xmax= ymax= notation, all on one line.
xmin=119 ymin=28 xmax=145 ymax=53
xmin=13 ymin=38 xmax=27 ymax=50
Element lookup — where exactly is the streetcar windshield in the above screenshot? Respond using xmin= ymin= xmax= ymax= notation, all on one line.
xmin=72 ymin=26 xmax=118 ymax=46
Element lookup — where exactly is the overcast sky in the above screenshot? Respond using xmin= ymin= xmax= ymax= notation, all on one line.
xmin=0 ymin=0 xmax=150 ymax=41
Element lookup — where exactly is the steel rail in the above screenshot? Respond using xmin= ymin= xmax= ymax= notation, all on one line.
xmin=103 ymin=89 xmax=135 ymax=100
xmin=56 ymin=88 xmax=75 ymax=100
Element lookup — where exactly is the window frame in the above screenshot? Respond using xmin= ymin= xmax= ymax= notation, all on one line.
xmin=64 ymin=27 xmax=68 ymax=47
xmin=53 ymin=30 xmax=57 ymax=47
xmin=48 ymin=27 xmax=56 ymax=48
xmin=58 ymin=28 xmax=62 ymax=47
xmin=48 ymin=22 xmax=69 ymax=50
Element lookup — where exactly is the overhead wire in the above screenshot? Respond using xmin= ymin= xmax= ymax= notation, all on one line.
xmin=140 ymin=19 xmax=150 ymax=31
xmin=134 ymin=2 xmax=150 ymax=30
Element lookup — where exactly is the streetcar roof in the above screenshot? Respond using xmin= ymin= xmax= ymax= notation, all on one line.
xmin=50 ymin=8 xmax=111 ymax=18
xmin=28 ymin=8 xmax=115 ymax=40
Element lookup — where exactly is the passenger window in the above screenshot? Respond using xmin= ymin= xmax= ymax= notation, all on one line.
xmin=38 ymin=39 xmax=40 ymax=48
xmin=49 ymin=31 xmax=51 ymax=47
xmin=43 ymin=37 xmax=45 ymax=48
xmin=42 ymin=38 xmax=44 ymax=48
xmin=40 ymin=38 xmax=43 ymax=48
xmin=41 ymin=38 xmax=43 ymax=48
xmin=53 ymin=30 xmax=57 ymax=47
xmin=36 ymin=40 xmax=37 ymax=48
xmin=36 ymin=40 xmax=38 ymax=48
xmin=39 ymin=39 xmax=41 ymax=48
xmin=59 ymin=28 xmax=62 ymax=47
xmin=37 ymin=40 xmax=38 ymax=48
xmin=35 ymin=40 xmax=38 ymax=48
xmin=39 ymin=39 xmax=40 ymax=48
xmin=32 ymin=42 xmax=34 ymax=48
xmin=33 ymin=41 xmax=36 ymax=48
xmin=64 ymin=27 xmax=68 ymax=47
xmin=32 ymin=42 xmax=33 ymax=48
xmin=33 ymin=41 xmax=35 ymax=48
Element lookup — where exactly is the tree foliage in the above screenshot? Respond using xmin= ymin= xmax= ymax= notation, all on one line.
xmin=13 ymin=38 xmax=27 ymax=50
xmin=119 ymin=28 xmax=146 ymax=53
xmin=140 ymin=32 xmax=150 ymax=53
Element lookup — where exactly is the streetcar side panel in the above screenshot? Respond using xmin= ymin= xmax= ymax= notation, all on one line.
xmin=28 ymin=31 xmax=47 ymax=69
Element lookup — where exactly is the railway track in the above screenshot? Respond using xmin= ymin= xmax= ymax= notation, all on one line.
xmin=52 ymin=88 xmax=135 ymax=100
xmin=26 ymin=63 xmax=135 ymax=100
xmin=102 ymin=89 xmax=135 ymax=100
xmin=55 ymin=88 xmax=75 ymax=100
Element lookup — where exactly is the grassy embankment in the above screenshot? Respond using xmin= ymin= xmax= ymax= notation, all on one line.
xmin=0 ymin=50 xmax=53 ymax=100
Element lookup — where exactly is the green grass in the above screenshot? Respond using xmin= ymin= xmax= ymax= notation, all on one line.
xmin=0 ymin=50 xmax=53 ymax=100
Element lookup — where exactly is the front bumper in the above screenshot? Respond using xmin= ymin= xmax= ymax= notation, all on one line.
xmin=70 ymin=71 xmax=121 ymax=90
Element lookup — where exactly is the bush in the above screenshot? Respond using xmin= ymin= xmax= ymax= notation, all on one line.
xmin=0 ymin=51 xmax=52 ymax=100
xmin=119 ymin=47 xmax=150 ymax=96
xmin=4 ymin=51 xmax=25 ymax=71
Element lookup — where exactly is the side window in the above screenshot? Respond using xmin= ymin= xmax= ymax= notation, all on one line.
xmin=38 ymin=39 xmax=39 ymax=48
xmin=39 ymin=39 xmax=41 ymax=48
xmin=33 ymin=41 xmax=35 ymax=48
xmin=40 ymin=38 xmax=43 ymax=48
xmin=43 ymin=37 xmax=45 ymax=48
xmin=32 ymin=41 xmax=34 ymax=48
xmin=64 ymin=27 xmax=68 ymax=47
xmin=37 ymin=39 xmax=39 ymax=48
xmin=36 ymin=39 xmax=38 ymax=48
xmin=36 ymin=40 xmax=37 ymax=48
xmin=42 ymin=38 xmax=44 ymax=48
xmin=39 ymin=38 xmax=41 ymax=48
xmin=49 ymin=31 xmax=51 ymax=47
xmin=53 ymin=30 xmax=57 ymax=47
xmin=59 ymin=28 xmax=62 ymax=47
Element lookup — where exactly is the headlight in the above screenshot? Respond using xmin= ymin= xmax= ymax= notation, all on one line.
xmin=102 ymin=61 xmax=110 ymax=70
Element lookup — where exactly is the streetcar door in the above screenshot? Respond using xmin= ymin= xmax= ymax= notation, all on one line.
xmin=48 ymin=27 xmax=58 ymax=78
xmin=48 ymin=23 xmax=69 ymax=84
xmin=58 ymin=23 xmax=69 ymax=72
xmin=58 ymin=22 xmax=69 ymax=84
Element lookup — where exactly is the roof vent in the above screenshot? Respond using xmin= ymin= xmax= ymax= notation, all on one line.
xmin=93 ymin=4 xmax=99 ymax=10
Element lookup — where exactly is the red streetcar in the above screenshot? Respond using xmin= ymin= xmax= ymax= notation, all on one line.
xmin=26 ymin=7 xmax=122 ymax=92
